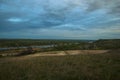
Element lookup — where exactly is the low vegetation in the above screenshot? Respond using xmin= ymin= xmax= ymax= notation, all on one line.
xmin=0 ymin=39 xmax=120 ymax=80
xmin=0 ymin=50 xmax=120 ymax=80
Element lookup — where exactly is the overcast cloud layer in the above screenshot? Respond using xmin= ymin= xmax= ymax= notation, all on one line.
xmin=0 ymin=0 xmax=120 ymax=39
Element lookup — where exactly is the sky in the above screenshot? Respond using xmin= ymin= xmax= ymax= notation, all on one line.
xmin=0 ymin=0 xmax=120 ymax=39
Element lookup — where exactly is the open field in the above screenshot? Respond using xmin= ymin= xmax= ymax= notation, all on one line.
xmin=0 ymin=49 xmax=120 ymax=80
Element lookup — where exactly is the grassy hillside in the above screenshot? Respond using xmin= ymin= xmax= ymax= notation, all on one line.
xmin=0 ymin=50 xmax=120 ymax=80
xmin=94 ymin=39 xmax=120 ymax=49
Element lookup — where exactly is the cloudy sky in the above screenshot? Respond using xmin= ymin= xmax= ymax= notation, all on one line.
xmin=0 ymin=0 xmax=120 ymax=39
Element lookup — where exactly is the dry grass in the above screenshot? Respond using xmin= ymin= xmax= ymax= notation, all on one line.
xmin=0 ymin=50 xmax=120 ymax=80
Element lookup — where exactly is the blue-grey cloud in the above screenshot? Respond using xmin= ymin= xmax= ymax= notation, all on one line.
xmin=0 ymin=0 xmax=120 ymax=39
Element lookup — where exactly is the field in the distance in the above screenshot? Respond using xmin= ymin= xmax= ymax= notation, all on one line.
xmin=0 ymin=50 xmax=120 ymax=80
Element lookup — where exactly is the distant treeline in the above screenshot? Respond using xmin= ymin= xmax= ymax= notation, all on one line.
xmin=0 ymin=39 xmax=91 ymax=47
xmin=0 ymin=39 xmax=120 ymax=50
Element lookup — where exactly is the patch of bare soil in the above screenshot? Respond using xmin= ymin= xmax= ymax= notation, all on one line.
xmin=23 ymin=50 xmax=109 ymax=58
xmin=0 ymin=50 xmax=110 ymax=63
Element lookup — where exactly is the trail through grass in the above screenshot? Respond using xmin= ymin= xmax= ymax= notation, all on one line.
xmin=0 ymin=50 xmax=120 ymax=80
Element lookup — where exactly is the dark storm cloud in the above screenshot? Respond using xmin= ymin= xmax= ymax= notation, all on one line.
xmin=86 ymin=0 xmax=120 ymax=15
xmin=109 ymin=5 xmax=120 ymax=16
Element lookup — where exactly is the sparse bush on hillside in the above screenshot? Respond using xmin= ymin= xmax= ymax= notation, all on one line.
xmin=17 ymin=47 xmax=35 ymax=56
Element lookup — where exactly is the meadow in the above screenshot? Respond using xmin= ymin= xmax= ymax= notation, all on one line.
xmin=0 ymin=39 xmax=120 ymax=80
xmin=0 ymin=50 xmax=120 ymax=80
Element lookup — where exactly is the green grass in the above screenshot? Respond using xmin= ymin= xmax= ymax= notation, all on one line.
xmin=0 ymin=51 xmax=120 ymax=80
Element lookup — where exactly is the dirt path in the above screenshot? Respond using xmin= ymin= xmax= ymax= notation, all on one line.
xmin=0 ymin=50 xmax=109 ymax=62
xmin=18 ymin=50 xmax=108 ymax=58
